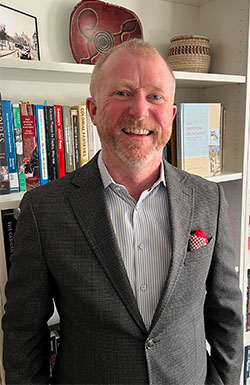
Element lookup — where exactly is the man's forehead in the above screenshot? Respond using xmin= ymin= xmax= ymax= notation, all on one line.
xmin=106 ymin=49 xmax=172 ymax=78
xmin=108 ymin=78 xmax=167 ymax=92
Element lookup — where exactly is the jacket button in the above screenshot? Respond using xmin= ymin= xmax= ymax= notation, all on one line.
xmin=145 ymin=338 xmax=155 ymax=350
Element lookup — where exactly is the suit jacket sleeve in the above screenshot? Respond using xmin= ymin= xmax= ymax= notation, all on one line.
xmin=204 ymin=184 xmax=243 ymax=385
xmin=2 ymin=192 xmax=54 ymax=384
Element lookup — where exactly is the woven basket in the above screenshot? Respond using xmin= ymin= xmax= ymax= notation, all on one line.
xmin=167 ymin=35 xmax=211 ymax=73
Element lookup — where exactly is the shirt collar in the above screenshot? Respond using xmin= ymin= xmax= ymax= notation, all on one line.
xmin=98 ymin=151 xmax=166 ymax=191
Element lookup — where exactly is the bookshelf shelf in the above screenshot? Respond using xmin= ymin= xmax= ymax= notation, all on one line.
xmin=0 ymin=59 xmax=246 ymax=87
xmin=0 ymin=59 xmax=93 ymax=84
xmin=174 ymin=71 xmax=246 ymax=88
xmin=0 ymin=192 xmax=25 ymax=210
xmin=245 ymin=331 xmax=250 ymax=346
xmin=205 ymin=171 xmax=243 ymax=183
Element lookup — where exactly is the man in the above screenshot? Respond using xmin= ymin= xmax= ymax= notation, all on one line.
xmin=3 ymin=39 xmax=243 ymax=384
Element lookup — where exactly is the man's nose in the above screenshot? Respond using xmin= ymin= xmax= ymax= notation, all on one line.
xmin=128 ymin=93 xmax=150 ymax=120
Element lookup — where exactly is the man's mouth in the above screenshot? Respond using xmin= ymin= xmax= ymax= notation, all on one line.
xmin=122 ymin=128 xmax=152 ymax=135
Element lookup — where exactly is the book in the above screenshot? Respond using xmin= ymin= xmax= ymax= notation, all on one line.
xmin=244 ymin=345 xmax=250 ymax=385
xmin=20 ymin=103 xmax=40 ymax=190
xmin=2 ymin=100 xmax=19 ymax=193
xmin=50 ymin=328 xmax=60 ymax=378
xmin=163 ymin=119 xmax=176 ymax=166
xmin=0 ymin=93 xmax=10 ymax=194
xmin=72 ymin=103 xmax=88 ymax=167
xmin=62 ymin=105 xmax=74 ymax=173
xmin=54 ymin=105 xmax=65 ymax=178
xmin=1 ymin=208 xmax=18 ymax=275
xmin=247 ymin=268 xmax=250 ymax=331
xmin=70 ymin=107 xmax=80 ymax=170
xmin=86 ymin=108 xmax=95 ymax=161
xmin=44 ymin=106 xmax=58 ymax=181
xmin=12 ymin=104 xmax=26 ymax=192
xmin=208 ymin=104 xmax=221 ymax=176
xmin=35 ymin=105 xmax=49 ymax=185
xmin=93 ymin=125 xmax=101 ymax=156
xmin=86 ymin=108 xmax=101 ymax=160
xmin=176 ymin=103 xmax=222 ymax=178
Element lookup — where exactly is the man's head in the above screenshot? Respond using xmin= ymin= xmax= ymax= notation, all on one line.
xmin=87 ymin=39 xmax=177 ymax=171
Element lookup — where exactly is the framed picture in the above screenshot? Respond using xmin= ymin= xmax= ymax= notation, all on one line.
xmin=0 ymin=4 xmax=40 ymax=61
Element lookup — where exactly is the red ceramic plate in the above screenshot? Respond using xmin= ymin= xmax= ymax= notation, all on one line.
xmin=70 ymin=0 xmax=143 ymax=64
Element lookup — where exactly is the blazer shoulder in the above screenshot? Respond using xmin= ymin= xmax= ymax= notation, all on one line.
xmin=164 ymin=161 xmax=219 ymax=195
xmin=23 ymin=153 xmax=101 ymax=203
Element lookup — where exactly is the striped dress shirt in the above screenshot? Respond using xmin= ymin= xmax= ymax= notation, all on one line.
xmin=98 ymin=153 xmax=171 ymax=330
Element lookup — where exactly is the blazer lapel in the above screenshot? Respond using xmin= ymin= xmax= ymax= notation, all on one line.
xmin=150 ymin=162 xmax=194 ymax=331
xmin=68 ymin=157 xmax=146 ymax=334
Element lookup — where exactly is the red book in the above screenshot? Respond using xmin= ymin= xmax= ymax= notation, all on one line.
xmin=54 ymin=105 xmax=65 ymax=178
xmin=20 ymin=103 xmax=40 ymax=190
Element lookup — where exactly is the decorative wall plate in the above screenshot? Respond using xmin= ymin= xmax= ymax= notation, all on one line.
xmin=69 ymin=0 xmax=143 ymax=64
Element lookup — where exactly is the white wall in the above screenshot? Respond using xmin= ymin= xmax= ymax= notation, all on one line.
xmin=1 ymin=0 xmax=199 ymax=63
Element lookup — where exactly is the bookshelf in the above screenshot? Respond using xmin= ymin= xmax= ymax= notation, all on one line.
xmin=0 ymin=0 xmax=250 ymax=384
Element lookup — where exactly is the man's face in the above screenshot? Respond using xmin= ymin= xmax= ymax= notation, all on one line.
xmin=87 ymin=48 xmax=177 ymax=168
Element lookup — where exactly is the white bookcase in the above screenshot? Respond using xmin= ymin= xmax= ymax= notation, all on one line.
xmin=0 ymin=0 xmax=250 ymax=384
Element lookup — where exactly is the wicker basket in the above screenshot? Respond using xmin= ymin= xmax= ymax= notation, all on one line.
xmin=167 ymin=35 xmax=211 ymax=73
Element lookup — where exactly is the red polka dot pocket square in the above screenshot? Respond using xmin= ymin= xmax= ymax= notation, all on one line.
xmin=188 ymin=229 xmax=208 ymax=251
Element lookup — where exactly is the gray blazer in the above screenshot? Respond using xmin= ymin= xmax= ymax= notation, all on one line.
xmin=3 ymin=154 xmax=243 ymax=385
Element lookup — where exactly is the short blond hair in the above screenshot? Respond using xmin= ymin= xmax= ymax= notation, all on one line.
xmin=90 ymin=38 xmax=175 ymax=97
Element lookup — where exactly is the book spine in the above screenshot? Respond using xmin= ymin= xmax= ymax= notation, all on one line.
xmin=71 ymin=108 xmax=80 ymax=170
xmin=86 ymin=108 xmax=95 ymax=161
xmin=93 ymin=124 xmax=101 ymax=155
xmin=1 ymin=209 xmax=17 ymax=276
xmin=176 ymin=103 xmax=183 ymax=170
xmin=12 ymin=104 xmax=26 ymax=192
xmin=20 ymin=103 xmax=40 ymax=191
xmin=77 ymin=104 xmax=88 ymax=167
xmin=0 ymin=94 xmax=10 ymax=194
xmin=54 ymin=105 xmax=65 ymax=178
xmin=208 ymin=103 xmax=221 ymax=177
xmin=44 ymin=106 xmax=58 ymax=180
xmin=62 ymin=105 xmax=74 ymax=173
xmin=2 ymin=100 xmax=19 ymax=193
xmin=35 ymin=105 xmax=49 ymax=185
xmin=244 ymin=345 xmax=248 ymax=385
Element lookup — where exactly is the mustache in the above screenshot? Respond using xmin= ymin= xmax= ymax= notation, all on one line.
xmin=118 ymin=118 xmax=159 ymax=132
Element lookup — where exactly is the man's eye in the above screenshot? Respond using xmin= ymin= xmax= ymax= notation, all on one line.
xmin=151 ymin=95 xmax=162 ymax=100
xmin=116 ymin=91 xmax=128 ymax=96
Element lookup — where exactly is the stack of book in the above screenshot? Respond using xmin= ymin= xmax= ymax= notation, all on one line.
xmin=0 ymin=93 xmax=101 ymax=194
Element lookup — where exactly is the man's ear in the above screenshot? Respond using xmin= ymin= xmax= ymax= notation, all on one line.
xmin=86 ymin=97 xmax=97 ymax=125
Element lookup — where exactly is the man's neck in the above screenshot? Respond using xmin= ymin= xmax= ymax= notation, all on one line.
xmin=102 ymin=152 xmax=162 ymax=201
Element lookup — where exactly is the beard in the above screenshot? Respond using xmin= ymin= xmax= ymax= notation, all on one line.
xmin=97 ymin=117 xmax=171 ymax=169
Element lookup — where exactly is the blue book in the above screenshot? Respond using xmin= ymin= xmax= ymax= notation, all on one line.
xmin=2 ymin=100 xmax=19 ymax=193
xmin=0 ymin=94 xmax=10 ymax=194
xmin=244 ymin=345 xmax=250 ymax=385
xmin=35 ymin=105 xmax=49 ymax=185
xmin=176 ymin=103 xmax=221 ymax=177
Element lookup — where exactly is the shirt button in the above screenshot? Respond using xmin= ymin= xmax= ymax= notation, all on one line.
xmin=138 ymin=243 xmax=144 ymax=250
xmin=140 ymin=284 xmax=147 ymax=291
xmin=145 ymin=338 xmax=155 ymax=350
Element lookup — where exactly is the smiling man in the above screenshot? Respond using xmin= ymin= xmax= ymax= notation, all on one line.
xmin=87 ymin=42 xmax=176 ymax=200
xmin=3 ymin=39 xmax=243 ymax=385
